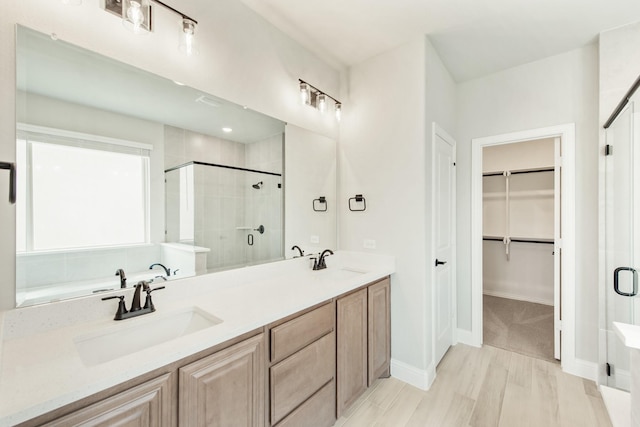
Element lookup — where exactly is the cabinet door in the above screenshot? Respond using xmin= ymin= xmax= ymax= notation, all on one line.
xmin=43 ymin=373 xmax=173 ymax=427
xmin=336 ymin=288 xmax=368 ymax=417
xmin=368 ymin=277 xmax=391 ymax=385
xmin=179 ymin=333 xmax=265 ymax=427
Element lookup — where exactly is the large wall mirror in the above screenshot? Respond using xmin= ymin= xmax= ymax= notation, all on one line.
xmin=15 ymin=25 xmax=336 ymax=307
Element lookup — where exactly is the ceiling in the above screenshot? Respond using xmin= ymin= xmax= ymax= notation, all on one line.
xmin=239 ymin=0 xmax=640 ymax=82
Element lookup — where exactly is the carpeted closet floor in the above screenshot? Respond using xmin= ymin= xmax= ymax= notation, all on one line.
xmin=483 ymin=295 xmax=556 ymax=363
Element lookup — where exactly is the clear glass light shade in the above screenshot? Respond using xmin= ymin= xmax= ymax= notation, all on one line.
xmin=300 ymin=83 xmax=311 ymax=105
xmin=335 ymin=103 xmax=342 ymax=121
xmin=317 ymin=93 xmax=327 ymax=113
xmin=179 ymin=19 xmax=198 ymax=56
xmin=122 ymin=0 xmax=151 ymax=34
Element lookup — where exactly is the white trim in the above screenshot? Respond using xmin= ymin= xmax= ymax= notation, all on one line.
xmin=471 ymin=123 xmax=577 ymax=371
xmin=16 ymin=123 xmax=153 ymax=151
xmin=456 ymin=328 xmax=477 ymax=347
xmin=563 ymin=358 xmax=599 ymax=382
xmin=390 ymin=358 xmax=435 ymax=391
xmin=482 ymin=289 xmax=553 ymax=306
xmin=431 ymin=123 xmax=457 ymax=367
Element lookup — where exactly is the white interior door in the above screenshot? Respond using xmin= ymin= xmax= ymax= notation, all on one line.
xmin=433 ymin=124 xmax=456 ymax=366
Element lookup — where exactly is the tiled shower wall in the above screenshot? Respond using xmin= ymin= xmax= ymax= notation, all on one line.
xmin=164 ymin=126 xmax=283 ymax=272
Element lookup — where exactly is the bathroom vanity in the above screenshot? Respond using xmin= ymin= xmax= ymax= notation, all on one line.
xmin=0 ymin=251 xmax=394 ymax=426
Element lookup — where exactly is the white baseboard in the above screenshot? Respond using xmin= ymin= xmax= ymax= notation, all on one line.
xmin=563 ymin=357 xmax=598 ymax=381
xmin=456 ymin=328 xmax=479 ymax=347
xmin=483 ymin=289 xmax=553 ymax=306
xmin=390 ymin=359 xmax=435 ymax=391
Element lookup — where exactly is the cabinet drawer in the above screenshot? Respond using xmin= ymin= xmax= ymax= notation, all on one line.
xmin=270 ymin=332 xmax=335 ymax=424
xmin=270 ymin=302 xmax=334 ymax=363
xmin=275 ymin=380 xmax=335 ymax=427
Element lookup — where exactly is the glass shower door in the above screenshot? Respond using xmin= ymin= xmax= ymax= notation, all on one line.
xmin=605 ymin=93 xmax=640 ymax=391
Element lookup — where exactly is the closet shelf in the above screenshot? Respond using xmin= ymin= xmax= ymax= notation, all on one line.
xmin=483 ymin=236 xmax=554 ymax=245
xmin=483 ymin=167 xmax=554 ymax=177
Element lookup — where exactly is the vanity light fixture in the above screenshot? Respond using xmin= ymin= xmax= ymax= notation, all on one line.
xmin=317 ymin=93 xmax=327 ymax=114
xmin=300 ymin=82 xmax=311 ymax=105
xmin=298 ymin=79 xmax=342 ymax=121
xmin=122 ymin=0 xmax=151 ymax=34
xmin=179 ymin=18 xmax=198 ymax=56
xmin=104 ymin=0 xmax=198 ymax=55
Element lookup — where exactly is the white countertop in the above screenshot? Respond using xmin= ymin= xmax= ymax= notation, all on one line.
xmin=614 ymin=321 xmax=640 ymax=350
xmin=0 ymin=251 xmax=395 ymax=426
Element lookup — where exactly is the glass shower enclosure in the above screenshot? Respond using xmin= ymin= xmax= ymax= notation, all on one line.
xmin=165 ymin=161 xmax=283 ymax=273
xmin=604 ymin=87 xmax=640 ymax=391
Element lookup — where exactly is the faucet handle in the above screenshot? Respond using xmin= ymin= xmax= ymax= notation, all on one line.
xmin=143 ymin=286 xmax=165 ymax=311
xmin=102 ymin=295 xmax=128 ymax=320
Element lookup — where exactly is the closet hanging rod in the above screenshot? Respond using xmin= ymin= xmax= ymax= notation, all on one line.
xmin=483 ymin=236 xmax=554 ymax=245
xmin=483 ymin=167 xmax=555 ymax=177
xmin=604 ymin=72 xmax=640 ymax=129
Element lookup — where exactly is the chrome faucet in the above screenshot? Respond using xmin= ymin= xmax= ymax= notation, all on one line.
xmin=291 ymin=245 xmax=304 ymax=257
xmin=312 ymin=249 xmax=334 ymax=270
xmin=102 ymin=280 xmax=165 ymax=320
xmin=115 ymin=268 xmax=127 ymax=288
xmin=149 ymin=263 xmax=170 ymax=276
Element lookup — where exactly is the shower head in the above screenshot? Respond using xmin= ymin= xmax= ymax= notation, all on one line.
xmin=252 ymin=181 xmax=263 ymax=189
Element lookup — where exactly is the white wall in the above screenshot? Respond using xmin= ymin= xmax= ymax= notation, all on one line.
xmin=0 ymin=0 xmax=341 ymax=310
xmin=339 ymin=36 xmax=456 ymax=387
xmin=284 ymin=124 xmax=337 ymax=256
xmin=456 ymin=44 xmax=600 ymax=362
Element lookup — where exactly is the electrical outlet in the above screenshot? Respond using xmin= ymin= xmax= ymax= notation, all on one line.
xmin=363 ymin=239 xmax=376 ymax=249
xmin=310 ymin=235 xmax=320 ymax=244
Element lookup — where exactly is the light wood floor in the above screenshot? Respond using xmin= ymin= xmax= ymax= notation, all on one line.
xmin=333 ymin=344 xmax=612 ymax=427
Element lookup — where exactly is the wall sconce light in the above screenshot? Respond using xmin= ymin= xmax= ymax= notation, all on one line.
xmin=300 ymin=82 xmax=311 ymax=105
xmin=104 ymin=0 xmax=198 ymax=55
xmin=298 ymin=79 xmax=342 ymax=121
xmin=317 ymin=93 xmax=327 ymax=114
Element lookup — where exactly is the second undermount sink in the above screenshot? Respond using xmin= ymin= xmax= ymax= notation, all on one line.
xmin=74 ymin=306 xmax=223 ymax=366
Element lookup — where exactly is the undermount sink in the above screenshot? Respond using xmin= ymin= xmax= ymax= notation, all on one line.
xmin=74 ymin=306 xmax=223 ymax=366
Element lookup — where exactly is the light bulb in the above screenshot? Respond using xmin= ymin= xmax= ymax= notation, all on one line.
xmin=300 ymin=82 xmax=311 ymax=105
xmin=179 ymin=19 xmax=198 ymax=56
xmin=335 ymin=103 xmax=342 ymax=121
xmin=317 ymin=93 xmax=327 ymax=113
xmin=122 ymin=0 xmax=150 ymax=34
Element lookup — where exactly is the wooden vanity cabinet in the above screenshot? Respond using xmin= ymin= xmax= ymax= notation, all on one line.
xmin=41 ymin=373 xmax=174 ymax=427
xmin=337 ymin=277 xmax=391 ymax=416
xmin=20 ymin=276 xmax=390 ymax=427
xmin=268 ymin=302 xmax=336 ymax=427
xmin=179 ymin=333 xmax=265 ymax=427
xmin=368 ymin=277 xmax=391 ymax=385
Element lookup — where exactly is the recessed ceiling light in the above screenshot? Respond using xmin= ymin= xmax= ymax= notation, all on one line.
xmin=222 ymin=127 xmax=232 ymax=133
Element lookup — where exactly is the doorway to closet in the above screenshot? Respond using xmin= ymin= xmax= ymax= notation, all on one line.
xmin=481 ymin=138 xmax=559 ymax=362
xmin=471 ymin=124 xmax=577 ymax=373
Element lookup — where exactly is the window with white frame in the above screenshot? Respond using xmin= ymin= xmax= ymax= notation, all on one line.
xmin=16 ymin=126 xmax=151 ymax=252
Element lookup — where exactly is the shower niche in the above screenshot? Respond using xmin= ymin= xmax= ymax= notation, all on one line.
xmin=164 ymin=126 xmax=284 ymax=274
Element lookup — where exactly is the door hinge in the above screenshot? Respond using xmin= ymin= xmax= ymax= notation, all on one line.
xmin=556 ymin=320 xmax=562 ymax=331
xmin=606 ymin=145 xmax=613 ymax=156
xmin=606 ymin=362 xmax=612 ymax=376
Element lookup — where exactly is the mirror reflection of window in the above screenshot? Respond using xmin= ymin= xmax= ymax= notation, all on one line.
xmin=16 ymin=128 xmax=150 ymax=252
